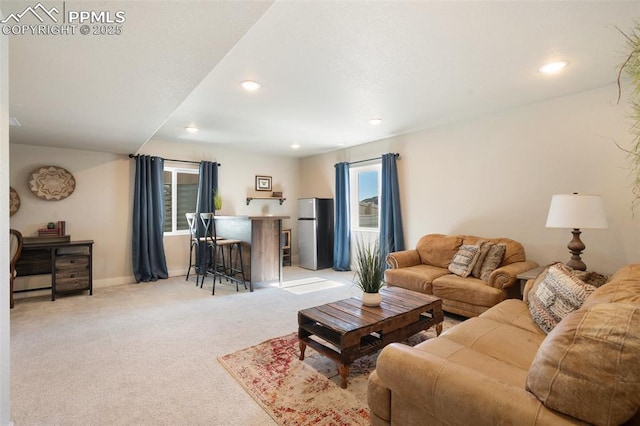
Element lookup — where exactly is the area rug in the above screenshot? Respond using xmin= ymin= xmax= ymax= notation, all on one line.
xmin=218 ymin=315 xmax=461 ymax=426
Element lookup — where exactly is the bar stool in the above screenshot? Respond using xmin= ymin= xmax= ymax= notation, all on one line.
xmin=186 ymin=212 xmax=225 ymax=286
xmin=199 ymin=213 xmax=247 ymax=294
xmin=224 ymin=240 xmax=248 ymax=292
xmin=185 ymin=213 xmax=201 ymax=285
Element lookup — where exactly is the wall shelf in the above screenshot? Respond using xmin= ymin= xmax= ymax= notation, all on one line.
xmin=246 ymin=197 xmax=286 ymax=206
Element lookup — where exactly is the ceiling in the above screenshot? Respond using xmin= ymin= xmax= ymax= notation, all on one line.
xmin=3 ymin=1 xmax=640 ymax=158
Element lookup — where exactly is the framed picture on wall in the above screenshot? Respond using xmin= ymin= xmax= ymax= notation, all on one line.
xmin=255 ymin=175 xmax=272 ymax=191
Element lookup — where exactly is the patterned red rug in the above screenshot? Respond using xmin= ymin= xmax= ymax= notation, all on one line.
xmin=218 ymin=317 xmax=460 ymax=426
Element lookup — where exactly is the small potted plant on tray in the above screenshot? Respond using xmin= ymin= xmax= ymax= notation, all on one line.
xmin=354 ymin=238 xmax=386 ymax=306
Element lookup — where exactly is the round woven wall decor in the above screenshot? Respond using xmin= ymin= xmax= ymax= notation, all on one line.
xmin=9 ymin=186 xmax=20 ymax=216
xmin=28 ymin=166 xmax=76 ymax=201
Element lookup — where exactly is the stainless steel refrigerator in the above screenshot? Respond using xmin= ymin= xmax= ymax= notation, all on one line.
xmin=298 ymin=198 xmax=334 ymax=270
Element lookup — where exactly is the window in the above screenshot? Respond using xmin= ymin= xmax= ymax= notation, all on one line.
xmin=350 ymin=163 xmax=381 ymax=231
xmin=163 ymin=167 xmax=199 ymax=234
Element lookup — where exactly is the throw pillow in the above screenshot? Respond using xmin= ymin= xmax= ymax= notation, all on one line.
xmin=448 ymin=244 xmax=481 ymax=278
xmin=526 ymin=303 xmax=640 ymax=425
xmin=479 ymin=243 xmax=506 ymax=281
xmin=527 ymin=263 xmax=596 ymax=334
xmin=471 ymin=241 xmax=493 ymax=279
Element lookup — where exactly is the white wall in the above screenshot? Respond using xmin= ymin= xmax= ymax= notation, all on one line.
xmin=9 ymin=146 xmax=133 ymax=292
xmin=299 ymin=85 xmax=640 ymax=274
xmin=8 ymin=138 xmax=301 ymax=291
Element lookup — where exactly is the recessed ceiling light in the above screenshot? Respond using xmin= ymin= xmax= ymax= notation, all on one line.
xmin=369 ymin=118 xmax=383 ymax=125
xmin=538 ymin=61 xmax=568 ymax=74
xmin=241 ymin=80 xmax=261 ymax=91
xmin=185 ymin=126 xmax=198 ymax=133
xmin=291 ymin=144 xmax=300 ymax=149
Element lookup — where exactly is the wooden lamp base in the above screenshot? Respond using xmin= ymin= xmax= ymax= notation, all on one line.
xmin=565 ymin=228 xmax=587 ymax=271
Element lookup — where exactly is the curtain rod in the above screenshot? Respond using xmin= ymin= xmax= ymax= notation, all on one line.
xmin=128 ymin=154 xmax=221 ymax=166
xmin=334 ymin=152 xmax=400 ymax=167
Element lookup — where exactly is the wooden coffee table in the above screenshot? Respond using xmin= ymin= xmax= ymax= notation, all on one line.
xmin=298 ymin=286 xmax=443 ymax=388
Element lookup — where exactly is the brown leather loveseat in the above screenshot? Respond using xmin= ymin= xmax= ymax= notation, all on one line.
xmin=369 ymin=263 xmax=640 ymax=425
xmin=384 ymin=234 xmax=538 ymax=317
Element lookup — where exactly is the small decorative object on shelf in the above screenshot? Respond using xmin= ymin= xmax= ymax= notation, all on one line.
xmin=255 ymin=175 xmax=272 ymax=191
xmin=272 ymin=191 xmax=283 ymax=198
xmin=38 ymin=220 xmax=66 ymax=237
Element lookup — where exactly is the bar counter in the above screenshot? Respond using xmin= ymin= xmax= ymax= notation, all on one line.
xmin=214 ymin=215 xmax=290 ymax=289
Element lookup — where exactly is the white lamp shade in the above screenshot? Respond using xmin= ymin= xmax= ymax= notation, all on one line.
xmin=546 ymin=194 xmax=608 ymax=229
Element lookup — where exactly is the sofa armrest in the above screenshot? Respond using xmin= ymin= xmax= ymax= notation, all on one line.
xmin=385 ymin=250 xmax=421 ymax=269
xmin=375 ymin=343 xmax=582 ymax=425
xmin=487 ymin=260 xmax=539 ymax=290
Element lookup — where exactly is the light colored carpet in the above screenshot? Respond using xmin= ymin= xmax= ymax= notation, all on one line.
xmin=10 ymin=266 xmax=362 ymax=425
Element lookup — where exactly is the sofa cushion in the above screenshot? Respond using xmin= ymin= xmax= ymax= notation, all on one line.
xmin=432 ymin=274 xmax=506 ymax=308
xmin=608 ymin=263 xmax=640 ymax=282
xmin=526 ymin=303 xmax=640 ymax=425
xmin=448 ymin=244 xmax=482 ymax=277
xmin=384 ymin=264 xmax=449 ymax=294
xmin=414 ymin=336 xmax=530 ymax=389
xmin=480 ymin=299 xmax=546 ymax=335
xmin=583 ymin=278 xmax=640 ymax=309
xmin=528 ymin=263 xmax=596 ymax=333
xmin=416 ymin=234 xmax=462 ymax=268
xmin=439 ymin=316 xmax=545 ymax=370
xmin=471 ymin=241 xmax=494 ymax=279
xmin=479 ymin=243 xmax=506 ymax=281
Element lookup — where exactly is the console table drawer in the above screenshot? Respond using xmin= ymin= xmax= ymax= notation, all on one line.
xmin=51 ymin=242 xmax=94 ymax=300
xmin=55 ymin=275 xmax=90 ymax=292
xmin=55 ymin=255 xmax=89 ymax=269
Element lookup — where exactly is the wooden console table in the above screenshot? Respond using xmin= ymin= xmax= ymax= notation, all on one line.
xmin=15 ymin=240 xmax=94 ymax=302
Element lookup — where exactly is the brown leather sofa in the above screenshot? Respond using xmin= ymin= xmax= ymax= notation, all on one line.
xmin=368 ymin=263 xmax=640 ymax=426
xmin=384 ymin=234 xmax=538 ymax=317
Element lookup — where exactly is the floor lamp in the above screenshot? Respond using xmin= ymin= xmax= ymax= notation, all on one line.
xmin=545 ymin=193 xmax=608 ymax=271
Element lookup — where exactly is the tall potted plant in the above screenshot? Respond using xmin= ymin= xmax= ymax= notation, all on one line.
xmin=354 ymin=238 xmax=386 ymax=306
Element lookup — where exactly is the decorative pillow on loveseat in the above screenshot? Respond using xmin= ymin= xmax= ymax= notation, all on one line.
xmin=471 ymin=241 xmax=493 ymax=278
xmin=448 ymin=244 xmax=482 ymax=278
xmin=528 ymin=263 xmax=596 ymax=333
xmin=479 ymin=243 xmax=506 ymax=281
xmin=526 ymin=303 xmax=640 ymax=425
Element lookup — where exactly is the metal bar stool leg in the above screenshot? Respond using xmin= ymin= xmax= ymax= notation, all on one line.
xmin=233 ymin=242 xmax=247 ymax=291
xmin=186 ymin=239 xmax=194 ymax=281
